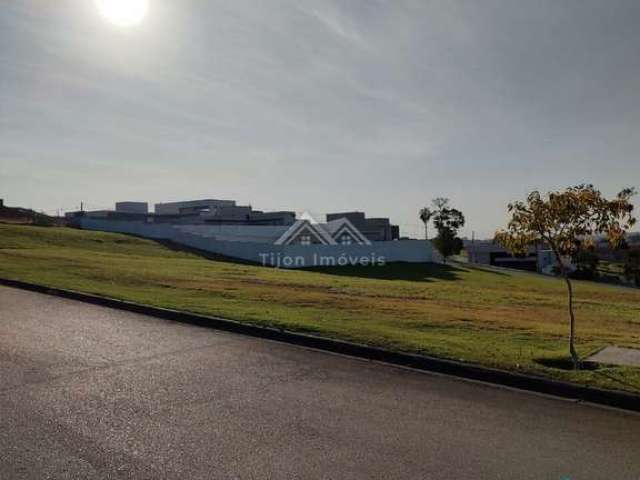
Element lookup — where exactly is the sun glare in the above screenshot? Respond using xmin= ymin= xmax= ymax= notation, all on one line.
xmin=96 ymin=0 xmax=148 ymax=27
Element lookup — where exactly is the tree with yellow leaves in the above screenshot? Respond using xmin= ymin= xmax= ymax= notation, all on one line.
xmin=495 ymin=185 xmax=636 ymax=369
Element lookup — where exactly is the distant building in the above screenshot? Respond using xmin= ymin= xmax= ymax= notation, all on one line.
xmin=151 ymin=199 xmax=296 ymax=226
xmin=81 ymin=210 xmax=110 ymax=218
xmin=593 ymin=233 xmax=640 ymax=262
xmin=154 ymin=199 xmax=236 ymax=216
xmin=465 ymin=240 xmax=539 ymax=272
xmin=325 ymin=212 xmax=399 ymax=242
xmin=246 ymin=211 xmax=296 ymax=226
xmin=68 ymin=198 xmax=295 ymax=227
xmin=73 ymin=197 xmax=432 ymax=267
xmin=69 ymin=199 xmax=404 ymax=243
xmin=275 ymin=217 xmax=371 ymax=246
xmin=115 ymin=202 xmax=148 ymax=214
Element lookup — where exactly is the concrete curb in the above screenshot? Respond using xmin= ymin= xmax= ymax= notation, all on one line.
xmin=2 ymin=277 xmax=639 ymax=413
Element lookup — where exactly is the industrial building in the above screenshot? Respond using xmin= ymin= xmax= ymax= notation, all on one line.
xmin=464 ymin=239 xmax=540 ymax=272
xmin=115 ymin=202 xmax=148 ymax=214
xmin=153 ymin=199 xmax=296 ymax=226
xmin=67 ymin=200 xmax=399 ymax=240
xmin=325 ymin=212 xmax=399 ymax=242
xmin=71 ymin=198 xmax=425 ymax=268
xmin=154 ymin=199 xmax=236 ymax=216
xmin=67 ymin=198 xmax=399 ymax=249
xmin=68 ymin=199 xmax=296 ymax=227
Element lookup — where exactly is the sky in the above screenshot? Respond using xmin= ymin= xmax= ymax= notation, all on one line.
xmin=1 ymin=0 xmax=639 ymax=238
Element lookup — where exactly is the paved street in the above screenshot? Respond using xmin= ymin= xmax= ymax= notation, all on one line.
xmin=1 ymin=285 xmax=639 ymax=479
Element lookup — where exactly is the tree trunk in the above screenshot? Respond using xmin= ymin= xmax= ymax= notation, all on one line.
xmin=563 ymin=274 xmax=579 ymax=369
xmin=551 ymin=246 xmax=580 ymax=369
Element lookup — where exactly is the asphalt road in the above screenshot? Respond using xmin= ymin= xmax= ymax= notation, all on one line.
xmin=1 ymin=286 xmax=639 ymax=479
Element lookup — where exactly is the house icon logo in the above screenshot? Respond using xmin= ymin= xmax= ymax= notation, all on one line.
xmin=274 ymin=212 xmax=372 ymax=246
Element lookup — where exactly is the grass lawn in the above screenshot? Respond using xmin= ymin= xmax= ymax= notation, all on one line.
xmin=1 ymin=223 xmax=640 ymax=393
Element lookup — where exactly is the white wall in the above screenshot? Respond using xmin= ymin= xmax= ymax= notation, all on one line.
xmin=175 ymin=224 xmax=288 ymax=243
xmin=80 ymin=219 xmax=434 ymax=268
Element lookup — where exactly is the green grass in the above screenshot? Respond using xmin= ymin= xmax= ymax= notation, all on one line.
xmin=2 ymin=224 xmax=640 ymax=393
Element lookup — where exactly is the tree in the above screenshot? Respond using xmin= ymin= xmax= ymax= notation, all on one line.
xmin=418 ymin=207 xmax=434 ymax=240
xmin=429 ymin=198 xmax=465 ymax=262
xmin=495 ymin=185 xmax=636 ymax=368
xmin=571 ymin=246 xmax=599 ymax=280
xmin=432 ymin=228 xmax=464 ymax=261
xmin=624 ymin=249 xmax=640 ymax=287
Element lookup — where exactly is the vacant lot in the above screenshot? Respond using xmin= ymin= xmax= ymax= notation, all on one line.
xmin=1 ymin=224 xmax=639 ymax=393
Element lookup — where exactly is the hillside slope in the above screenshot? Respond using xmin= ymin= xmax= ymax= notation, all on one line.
xmin=1 ymin=224 xmax=639 ymax=392
xmin=0 ymin=203 xmax=61 ymax=225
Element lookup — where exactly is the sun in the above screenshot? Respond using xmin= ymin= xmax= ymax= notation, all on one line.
xmin=96 ymin=0 xmax=148 ymax=27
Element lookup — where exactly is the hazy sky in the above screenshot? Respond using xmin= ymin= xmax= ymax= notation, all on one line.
xmin=2 ymin=0 xmax=639 ymax=238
